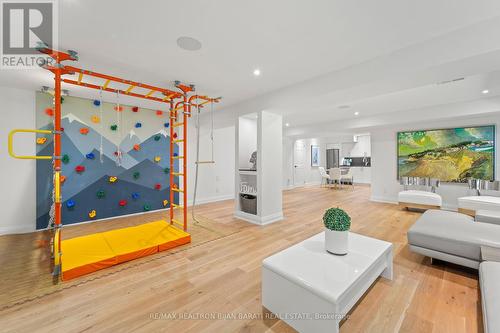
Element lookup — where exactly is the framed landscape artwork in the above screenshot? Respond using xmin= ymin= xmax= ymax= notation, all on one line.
xmin=311 ymin=145 xmax=320 ymax=167
xmin=397 ymin=125 xmax=495 ymax=182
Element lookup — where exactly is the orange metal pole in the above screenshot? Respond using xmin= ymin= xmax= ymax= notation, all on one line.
xmin=62 ymin=79 xmax=174 ymax=104
xmin=54 ymin=61 xmax=62 ymax=279
xmin=64 ymin=65 xmax=182 ymax=99
xmin=169 ymin=101 xmax=175 ymax=226
xmin=182 ymin=97 xmax=188 ymax=231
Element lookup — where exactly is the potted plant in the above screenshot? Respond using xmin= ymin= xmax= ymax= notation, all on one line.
xmin=323 ymin=207 xmax=351 ymax=255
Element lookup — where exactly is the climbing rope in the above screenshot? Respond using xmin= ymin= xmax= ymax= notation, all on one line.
xmin=115 ymin=91 xmax=122 ymax=167
xmin=99 ymin=88 xmax=104 ymax=164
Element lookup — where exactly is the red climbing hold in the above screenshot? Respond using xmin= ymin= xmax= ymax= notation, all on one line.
xmin=133 ymin=144 xmax=140 ymax=151
xmin=173 ymin=132 xmax=178 ymax=139
xmin=132 ymin=106 xmax=139 ymax=112
xmin=114 ymin=105 xmax=124 ymax=112
xmin=75 ymin=165 xmax=85 ymax=173
xmin=156 ymin=110 xmax=163 ymax=116
xmin=80 ymin=127 xmax=89 ymax=135
xmin=119 ymin=200 xmax=127 ymax=207
xmin=154 ymin=183 xmax=161 ymax=190
xmin=60 ymin=175 xmax=66 ymax=184
xmin=45 ymin=108 xmax=54 ymax=116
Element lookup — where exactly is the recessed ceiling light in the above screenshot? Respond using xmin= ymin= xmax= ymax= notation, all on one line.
xmin=482 ymin=89 xmax=489 ymax=94
xmin=354 ymin=112 xmax=359 ymax=116
xmin=176 ymin=36 xmax=202 ymax=51
xmin=285 ymin=123 xmax=290 ymax=127
xmin=253 ymin=69 xmax=261 ymax=76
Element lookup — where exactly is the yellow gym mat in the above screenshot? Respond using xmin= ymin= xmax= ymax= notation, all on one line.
xmin=61 ymin=221 xmax=191 ymax=280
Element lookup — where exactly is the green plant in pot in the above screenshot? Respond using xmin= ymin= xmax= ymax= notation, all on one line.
xmin=323 ymin=207 xmax=351 ymax=255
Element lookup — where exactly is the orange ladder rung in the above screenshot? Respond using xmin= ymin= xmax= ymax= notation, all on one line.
xmin=172 ymin=172 xmax=184 ymax=176
xmin=171 ymin=219 xmax=184 ymax=228
xmin=172 ymin=188 xmax=184 ymax=193
xmin=173 ymin=122 xmax=184 ymax=128
xmin=171 ymin=203 xmax=184 ymax=209
xmin=172 ymin=155 xmax=184 ymax=159
xmin=173 ymin=139 xmax=184 ymax=143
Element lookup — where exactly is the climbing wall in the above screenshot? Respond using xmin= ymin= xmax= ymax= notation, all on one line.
xmin=35 ymin=92 xmax=179 ymax=229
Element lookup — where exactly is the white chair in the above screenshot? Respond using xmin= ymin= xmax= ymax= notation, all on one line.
xmin=328 ymin=168 xmax=342 ymax=188
xmin=318 ymin=167 xmax=331 ymax=187
xmin=341 ymin=168 xmax=354 ymax=189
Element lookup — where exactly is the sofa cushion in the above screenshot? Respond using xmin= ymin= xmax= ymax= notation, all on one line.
xmin=458 ymin=196 xmax=500 ymax=212
xmin=476 ymin=210 xmax=500 ymax=226
xmin=398 ymin=190 xmax=442 ymax=206
xmin=407 ymin=210 xmax=500 ymax=261
xmin=480 ymin=262 xmax=500 ymax=333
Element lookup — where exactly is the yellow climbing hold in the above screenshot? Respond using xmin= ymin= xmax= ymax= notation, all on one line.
xmin=154 ymin=156 xmax=161 ymax=163
xmin=91 ymin=115 xmax=100 ymax=123
xmin=88 ymin=210 xmax=96 ymax=219
xmin=109 ymin=176 xmax=118 ymax=183
xmin=36 ymin=137 xmax=47 ymax=145
xmin=163 ymin=199 xmax=169 ymax=207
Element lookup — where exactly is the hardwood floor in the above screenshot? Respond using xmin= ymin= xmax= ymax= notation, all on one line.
xmin=0 ymin=186 xmax=482 ymax=333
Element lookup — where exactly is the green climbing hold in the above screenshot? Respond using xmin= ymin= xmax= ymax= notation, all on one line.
xmin=154 ymin=135 xmax=161 ymax=141
xmin=110 ymin=124 xmax=118 ymax=131
xmin=133 ymin=171 xmax=140 ymax=179
xmin=143 ymin=204 xmax=151 ymax=211
xmin=96 ymin=190 xmax=105 ymax=199
xmin=62 ymin=154 xmax=70 ymax=164
xmin=164 ymin=167 xmax=170 ymax=174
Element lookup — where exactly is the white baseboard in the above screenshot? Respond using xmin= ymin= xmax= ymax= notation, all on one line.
xmin=370 ymin=196 xmax=398 ymax=204
xmin=188 ymin=194 xmax=234 ymax=206
xmin=1 ymin=193 xmax=235 ymax=236
xmin=0 ymin=224 xmax=35 ymax=236
xmin=234 ymin=210 xmax=284 ymax=225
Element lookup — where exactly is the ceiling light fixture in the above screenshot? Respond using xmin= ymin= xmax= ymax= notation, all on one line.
xmin=176 ymin=36 xmax=202 ymax=51
xmin=354 ymin=112 xmax=359 ymax=116
xmin=285 ymin=123 xmax=290 ymax=127
xmin=482 ymin=89 xmax=489 ymax=94
xmin=253 ymin=69 xmax=261 ymax=76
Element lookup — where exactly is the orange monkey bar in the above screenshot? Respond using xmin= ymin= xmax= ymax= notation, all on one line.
xmin=34 ymin=45 xmax=219 ymax=282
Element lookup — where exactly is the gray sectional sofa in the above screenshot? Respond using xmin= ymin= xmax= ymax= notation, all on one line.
xmin=408 ymin=209 xmax=500 ymax=333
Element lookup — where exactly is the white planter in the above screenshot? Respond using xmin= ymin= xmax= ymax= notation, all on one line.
xmin=325 ymin=229 xmax=348 ymax=255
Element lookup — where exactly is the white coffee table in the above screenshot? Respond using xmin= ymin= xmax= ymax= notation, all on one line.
xmin=262 ymin=232 xmax=393 ymax=333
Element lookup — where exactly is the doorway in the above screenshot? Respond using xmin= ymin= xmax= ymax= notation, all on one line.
xmin=293 ymin=141 xmax=306 ymax=186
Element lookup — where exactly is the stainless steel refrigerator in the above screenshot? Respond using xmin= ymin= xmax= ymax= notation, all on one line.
xmin=326 ymin=149 xmax=340 ymax=169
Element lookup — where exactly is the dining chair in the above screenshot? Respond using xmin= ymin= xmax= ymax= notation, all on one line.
xmin=328 ymin=168 xmax=342 ymax=189
xmin=318 ymin=167 xmax=331 ymax=187
xmin=341 ymin=168 xmax=354 ymax=189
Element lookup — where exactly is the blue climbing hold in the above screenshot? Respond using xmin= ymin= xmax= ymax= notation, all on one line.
xmin=164 ymin=122 xmax=169 ymax=128
xmin=173 ymin=152 xmax=178 ymax=157
xmin=93 ymin=100 xmax=101 ymax=106
xmin=131 ymin=192 xmax=140 ymax=200
xmin=86 ymin=152 xmax=95 ymax=160
xmin=66 ymin=199 xmax=75 ymax=209
xmin=135 ymin=122 xmax=142 ymax=128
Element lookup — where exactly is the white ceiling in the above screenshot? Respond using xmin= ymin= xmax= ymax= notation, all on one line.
xmin=2 ymin=0 xmax=500 ymax=134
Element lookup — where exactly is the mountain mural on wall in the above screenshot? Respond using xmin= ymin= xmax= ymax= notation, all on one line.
xmin=36 ymin=101 xmax=179 ymax=229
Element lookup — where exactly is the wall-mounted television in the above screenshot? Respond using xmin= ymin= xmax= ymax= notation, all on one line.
xmin=397 ymin=125 xmax=495 ymax=182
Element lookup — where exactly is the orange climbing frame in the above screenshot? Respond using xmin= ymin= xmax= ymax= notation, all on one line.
xmin=37 ymin=46 xmax=220 ymax=281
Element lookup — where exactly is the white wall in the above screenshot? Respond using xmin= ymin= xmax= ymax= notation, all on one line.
xmin=237 ymin=117 xmax=257 ymax=169
xmin=370 ymin=114 xmax=500 ymax=210
xmin=348 ymin=134 xmax=371 ymax=157
xmin=0 ymin=87 xmax=36 ymax=234
xmin=187 ymin=123 xmax=235 ymax=206
xmin=293 ymin=138 xmax=328 ymax=185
